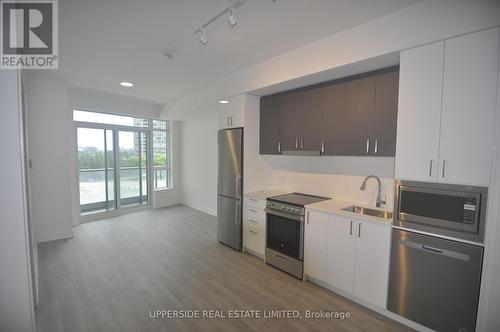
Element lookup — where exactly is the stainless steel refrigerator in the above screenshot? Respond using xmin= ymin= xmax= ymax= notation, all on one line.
xmin=217 ymin=128 xmax=243 ymax=251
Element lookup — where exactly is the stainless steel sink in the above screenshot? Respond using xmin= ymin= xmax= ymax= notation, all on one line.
xmin=341 ymin=205 xmax=393 ymax=219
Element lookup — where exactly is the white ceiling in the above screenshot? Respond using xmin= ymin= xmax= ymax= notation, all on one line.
xmin=53 ymin=0 xmax=420 ymax=104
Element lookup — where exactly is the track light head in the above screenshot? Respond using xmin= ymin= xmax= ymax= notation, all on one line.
xmin=227 ymin=8 xmax=237 ymax=27
xmin=198 ymin=28 xmax=208 ymax=45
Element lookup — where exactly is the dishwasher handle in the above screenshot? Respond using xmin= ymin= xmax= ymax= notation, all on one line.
xmin=400 ymin=239 xmax=470 ymax=262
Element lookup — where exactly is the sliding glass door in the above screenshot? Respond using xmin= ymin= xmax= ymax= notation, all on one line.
xmin=118 ymin=131 xmax=149 ymax=207
xmin=77 ymin=128 xmax=116 ymax=214
xmin=77 ymin=126 xmax=149 ymax=217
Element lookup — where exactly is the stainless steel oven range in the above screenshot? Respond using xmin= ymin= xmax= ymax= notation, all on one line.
xmin=264 ymin=193 xmax=330 ymax=279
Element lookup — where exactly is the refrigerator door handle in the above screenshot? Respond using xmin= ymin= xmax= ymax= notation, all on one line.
xmin=235 ymin=200 xmax=241 ymax=225
xmin=235 ymin=174 xmax=242 ymax=199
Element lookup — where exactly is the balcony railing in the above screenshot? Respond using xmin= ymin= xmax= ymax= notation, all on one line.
xmin=79 ymin=166 xmax=169 ymax=214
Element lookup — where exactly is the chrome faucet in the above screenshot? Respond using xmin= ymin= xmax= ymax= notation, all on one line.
xmin=360 ymin=175 xmax=386 ymax=208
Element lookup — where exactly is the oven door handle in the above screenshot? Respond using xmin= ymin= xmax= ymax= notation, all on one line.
xmin=265 ymin=208 xmax=304 ymax=222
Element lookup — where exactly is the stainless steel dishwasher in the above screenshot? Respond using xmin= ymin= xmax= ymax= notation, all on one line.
xmin=387 ymin=229 xmax=483 ymax=332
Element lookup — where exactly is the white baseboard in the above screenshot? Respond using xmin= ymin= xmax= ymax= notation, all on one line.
xmin=153 ymin=200 xmax=182 ymax=209
xmin=36 ymin=230 xmax=73 ymax=243
xmin=181 ymin=201 xmax=217 ymax=216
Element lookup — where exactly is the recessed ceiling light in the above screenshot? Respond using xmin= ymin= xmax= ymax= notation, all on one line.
xmin=120 ymin=81 xmax=134 ymax=87
xmin=219 ymin=100 xmax=229 ymax=104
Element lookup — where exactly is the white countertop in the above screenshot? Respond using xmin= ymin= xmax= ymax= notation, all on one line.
xmin=306 ymin=198 xmax=393 ymax=224
xmin=244 ymin=189 xmax=289 ymax=200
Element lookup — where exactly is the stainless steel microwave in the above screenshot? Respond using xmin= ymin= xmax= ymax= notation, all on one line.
xmin=394 ymin=180 xmax=487 ymax=243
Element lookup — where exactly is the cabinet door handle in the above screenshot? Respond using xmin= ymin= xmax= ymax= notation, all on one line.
xmin=249 ymin=219 xmax=258 ymax=224
xmin=226 ymin=117 xmax=229 ymax=127
xmin=300 ymin=137 xmax=304 ymax=149
xmin=230 ymin=116 xmax=233 ymax=127
xmin=249 ymin=208 xmax=257 ymax=213
xmin=442 ymin=160 xmax=446 ymax=178
xmin=249 ymin=229 xmax=258 ymax=235
xmin=366 ymin=139 xmax=370 ymax=154
xmin=349 ymin=221 xmax=353 ymax=236
xmin=358 ymin=222 xmax=361 ymax=238
xmin=429 ymin=159 xmax=433 ymax=177
xmin=321 ymin=140 xmax=325 ymax=154
xmin=277 ymin=141 xmax=281 ymax=153
xmin=249 ymin=198 xmax=258 ymax=202
xmin=374 ymin=139 xmax=378 ymax=154
xmin=295 ymin=137 xmax=299 ymax=149
xmin=307 ymin=211 xmax=310 ymax=224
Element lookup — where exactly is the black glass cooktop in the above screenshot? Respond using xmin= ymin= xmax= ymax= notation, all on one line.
xmin=267 ymin=192 xmax=331 ymax=207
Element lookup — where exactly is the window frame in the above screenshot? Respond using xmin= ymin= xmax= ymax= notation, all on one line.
xmin=73 ymin=108 xmax=173 ymax=193
xmin=152 ymin=120 xmax=171 ymax=191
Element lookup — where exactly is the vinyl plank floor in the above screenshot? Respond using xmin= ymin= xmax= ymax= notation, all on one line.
xmin=36 ymin=204 xmax=412 ymax=332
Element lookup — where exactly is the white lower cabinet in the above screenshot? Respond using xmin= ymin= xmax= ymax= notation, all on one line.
xmin=327 ymin=214 xmax=356 ymax=294
xmin=353 ymin=220 xmax=391 ymax=308
xmin=305 ymin=209 xmax=391 ymax=309
xmin=304 ymin=210 xmax=329 ymax=282
xmin=243 ymin=226 xmax=265 ymax=257
xmin=243 ymin=195 xmax=267 ymax=258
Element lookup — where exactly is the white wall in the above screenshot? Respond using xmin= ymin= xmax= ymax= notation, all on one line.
xmin=242 ymin=94 xmax=274 ymax=194
xmin=265 ymin=157 xmax=395 ymax=208
xmin=0 ymin=71 xmax=35 ymax=331
xmin=477 ymin=49 xmax=500 ymax=332
xmin=27 ymin=74 xmax=74 ymax=242
xmin=166 ymin=0 xmax=500 ymax=117
xmin=68 ymin=85 xmax=162 ymax=119
xmin=180 ymin=114 xmax=218 ymax=215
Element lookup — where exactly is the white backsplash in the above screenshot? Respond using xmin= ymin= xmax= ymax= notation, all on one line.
xmin=262 ymin=155 xmax=396 ymax=209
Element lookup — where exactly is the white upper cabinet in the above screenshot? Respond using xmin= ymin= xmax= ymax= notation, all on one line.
xmin=395 ymin=41 xmax=444 ymax=182
xmin=353 ymin=220 xmax=391 ymax=308
xmin=395 ymin=27 xmax=499 ymax=186
xmin=439 ymin=28 xmax=499 ymax=186
xmin=219 ymin=95 xmax=245 ymax=129
xmin=304 ymin=210 xmax=329 ymax=282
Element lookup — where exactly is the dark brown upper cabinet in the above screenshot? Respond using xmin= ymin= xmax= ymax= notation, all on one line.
xmin=279 ymin=91 xmax=302 ymax=151
xmin=345 ymin=76 xmax=376 ymax=156
xmin=279 ymin=87 xmax=322 ymax=153
xmin=259 ymin=67 xmax=399 ymax=156
xmin=259 ymin=95 xmax=282 ymax=155
xmin=321 ymin=83 xmax=348 ymax=155
xmin=372 ymin=71 xmax=399 ymax=156
xmin=295 ymin=87 xmax=322 ymax=151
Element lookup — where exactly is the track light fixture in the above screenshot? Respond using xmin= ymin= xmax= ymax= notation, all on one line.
xmin=227 ymin=8 xmax=237 ymax=28
xmin=198 ymin=28 xmax=208 ymax=45
xmin=194 ymin=0 xmax=246 ymax=46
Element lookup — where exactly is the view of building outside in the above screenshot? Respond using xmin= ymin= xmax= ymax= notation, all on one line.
xmin=75 ymin=111 xmax=170 ymax=214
